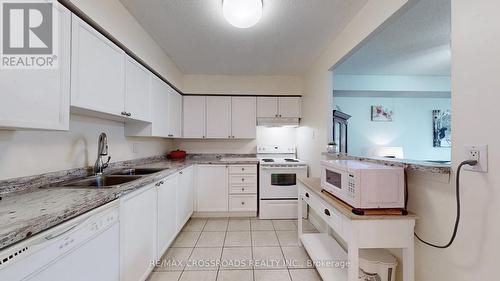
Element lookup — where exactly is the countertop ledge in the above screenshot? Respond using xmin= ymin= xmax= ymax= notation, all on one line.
xmin=0 ymin=154 xmax=259 ymax=250
xmin=322 ymin=152 xmax=451 ymax=174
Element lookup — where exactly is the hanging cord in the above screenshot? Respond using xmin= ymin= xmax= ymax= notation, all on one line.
xmin=407 ymin=160 xmax=477 ymax=249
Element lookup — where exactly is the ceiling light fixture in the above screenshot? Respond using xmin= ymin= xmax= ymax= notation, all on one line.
xmin=223 ymin=0 xmax=263 ymax=28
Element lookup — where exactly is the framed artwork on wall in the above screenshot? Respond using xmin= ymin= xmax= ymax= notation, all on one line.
xmin=433 ymin=109 xmax=451 ymax=147
xmin=371 ymin=105 xmax=393 ymax=122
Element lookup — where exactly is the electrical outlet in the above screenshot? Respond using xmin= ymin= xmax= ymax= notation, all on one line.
xmin=464 ymin=145 xmax=488 ymax=172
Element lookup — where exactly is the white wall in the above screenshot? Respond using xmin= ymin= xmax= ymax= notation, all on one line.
xmin=65 ymin=0 xmax=184 ymax=89
xmin=408 ymin=1 xmax=500 ymax=280
xmin=297 ymin=0 xmax=410 ymax=177
xmin=299 ymin=0 xmax=500 ymax=280
xmin=183 ymin=74 xmax=303 ymax=95
xmin=0 ymin=115 xmax=173 ymax=180
xmin=334 ymin=96 xmax=451 ymax=161
xmin=173 ymin=126 xmax=298 ymax=154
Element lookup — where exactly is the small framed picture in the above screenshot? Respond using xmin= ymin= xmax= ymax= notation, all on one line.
xmin=371 ymin=105 xmax=393 ymax=122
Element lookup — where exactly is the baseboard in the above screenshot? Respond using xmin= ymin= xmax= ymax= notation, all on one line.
xmin=192 ymin=211 xmax=257 ymax=218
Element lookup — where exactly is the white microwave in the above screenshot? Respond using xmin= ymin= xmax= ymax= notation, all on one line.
xmin=320 ymin=160 xmax=404 ymax=209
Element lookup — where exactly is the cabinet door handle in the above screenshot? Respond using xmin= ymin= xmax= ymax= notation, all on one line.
xmin=126 ymin=112 xmax=132 ymax=117
xmin=121 ymin=111 xmax=127 ymax=116
xmin=241 ymin=178 xmax=245 ymax=181
xmin=241 ymin=188 xmax=245 ymax=192
xmin=179 ymin=171 xmax=183 ymax=175
xmin=241 ymin=201 xmax=245 ymax=205
xmin=241 ymin=168 xmax=245 ymax=171
xmin=324 ymin=209 xmax=331 ymax=216
xmin=160 ymin=181 xmax=164 ymax=185
xmin=305 ymin=192 xmax=309 ymax=198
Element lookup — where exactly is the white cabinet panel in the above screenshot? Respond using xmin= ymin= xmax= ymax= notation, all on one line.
xmin=231 ymin=97 xmax=256 ymax=139
xmin=0 ymin=3 xmax=70 ymax=130
xmin=168 ymin=89 xmax=182 ymax=137
xmin=206 ymin=96 xmax=231 ymax=139
xmin=183 ymin=96 xmax=206 ymax=138
xmin=125 ymin=56 xmax=151 ymax=122
xmin=70 ymin=15 xmax=125 ymax=117
xmin=196 ymin=165 xmax=228 ymax=212
xmin=150 ymin=77 xmax=170 ymax=137
xmin=278 ymin=97 xmax=301 ymax=118
xmin=257 ymin=97 xmax=278 ymax=118
xmin=157 ymin=175 xmax=178 ymax=255
xmin=178 ymin=166 xmax=194 ymax=230
xmin=120 ymin=185 xmax=157 ymax=281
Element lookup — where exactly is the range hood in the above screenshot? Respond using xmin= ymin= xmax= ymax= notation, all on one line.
xmin=257 ymin=117 xmax=300 ymax=127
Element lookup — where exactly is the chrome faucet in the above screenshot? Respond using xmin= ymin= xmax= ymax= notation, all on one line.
xmin=93 ymin=132 xmax=111 ymax=175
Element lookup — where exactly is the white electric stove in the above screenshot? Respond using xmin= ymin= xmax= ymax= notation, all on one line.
xmin=258 ymin=146 xmax=308 ymax=219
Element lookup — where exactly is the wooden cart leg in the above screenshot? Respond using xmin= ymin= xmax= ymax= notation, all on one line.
xmin=347 ymin=239 xmax=359 ymax=281
xmin=402 ymin=244 xmax=415 ymax=281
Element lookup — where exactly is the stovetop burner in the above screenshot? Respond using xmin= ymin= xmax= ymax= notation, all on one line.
xmin=284 ymin=159 xmax=299 ymax=162
xmin=262 ymin=159 xmax=275 ymax=162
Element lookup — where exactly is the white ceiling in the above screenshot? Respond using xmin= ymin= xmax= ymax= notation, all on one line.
xmin=119 ymin=0 xmax=368 ymax=75
xmin=334 ymin=0 xmax=451 ymax=76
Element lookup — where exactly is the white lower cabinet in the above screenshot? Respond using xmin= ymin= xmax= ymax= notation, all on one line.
xmin=120 ymin=184 xmax=158 ymax=281
xmin=196 ymin=165 xmax=229 ymax=212
xmin=177 ymin=166 xmax=194 ymax=230
xmin=195 ymin=164 xmax=257 ymax=215
xmin=120 ymin=167 xmax=194 ymax=281
xmin=157 ymin=174 xmax=178 ymax=256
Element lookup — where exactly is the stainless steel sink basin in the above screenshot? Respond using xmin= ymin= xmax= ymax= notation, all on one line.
xmin=59 ymin=175 xmax=143 ymax=188
xmin=109 ymin=168 xmax=166 ymax=176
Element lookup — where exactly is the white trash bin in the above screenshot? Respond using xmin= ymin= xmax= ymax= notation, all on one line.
xmin=358 ymin=249 xmax=398 ymax=281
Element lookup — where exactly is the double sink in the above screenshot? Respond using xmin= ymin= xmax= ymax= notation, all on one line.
xmin=50 ymin=168 xmax=167 ymax=189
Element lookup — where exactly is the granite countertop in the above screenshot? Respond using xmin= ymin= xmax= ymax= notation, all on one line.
xmin=322 ymin=152 xmax=451 ymax=174
xmin=0 ymin=155 xmax=259 ymax=250
xmin=298 ymin=177 xmax=417 ymax=220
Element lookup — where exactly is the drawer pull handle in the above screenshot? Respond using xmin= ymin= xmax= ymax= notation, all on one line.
xmin=242 ymin=168 xmax=245 ymax=171
xmin=241 ymin=188 xmax=245 ymax=191
xmin=324 ymin=209 xmax=331 ymax=216
xmin=241 ymin=178 xmax=245 ymax=181
xmin=241 ymin=201 xmax=245 ymax=205
xmin=305 ymin=193 xmax=309 ymax=198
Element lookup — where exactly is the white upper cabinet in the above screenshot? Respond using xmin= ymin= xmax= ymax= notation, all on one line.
xmin=278 ymin=97 xmax=302 ymax=118
xmin=206 ymin=96 xmax=231 ymax=139
xmin=257 ymin=97 xmax=278 ymax=118
xmin=125 ymin=76 xmax=182 ymax=138
xmin=125 ymin=56 xmax=151 ymax=122
xmin=231 ymin=97 xmax=256 ymax=139
xmin=149 ymin=76 xmax=170 ymax=137
xmin=183 ymin=96 xmax=206 ymax=138
xmin=257 ymin=97 xmax=302 ymax=118
xmin=168 ymin=89 xmax=182 ymax=137
xmin=70 ymin=15 xmax=125 ymax=117
xmin=0 ymin=4 xmax=71 ymax=130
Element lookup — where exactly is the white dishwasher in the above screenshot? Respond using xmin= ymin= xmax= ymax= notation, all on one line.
xmin=0 ymin=201 xmax=120 ymax=281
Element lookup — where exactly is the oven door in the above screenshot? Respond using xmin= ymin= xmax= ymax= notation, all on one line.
xmin=260 ymin=166 xmax=307 ymax=199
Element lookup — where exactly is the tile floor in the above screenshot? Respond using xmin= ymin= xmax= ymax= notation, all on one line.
xmin=148 ymin=217 xmax=321 ymax=281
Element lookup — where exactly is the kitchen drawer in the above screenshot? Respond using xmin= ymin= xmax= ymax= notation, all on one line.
xmin=229 ymin=195 xmax=257 ymax=212
xmin=229 ymin=184 xmax=257 ymax=194
xmin=229 ymin=165 xmax=257 ymax=175
xmin=318 ymin=199 xmax=343 ymax=235
xmin=229 ymin=175 xmax=257 ymax=185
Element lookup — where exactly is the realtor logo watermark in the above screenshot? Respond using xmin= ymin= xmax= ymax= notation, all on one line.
xmin=1 ymin=0 xmax=58 ymax=69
